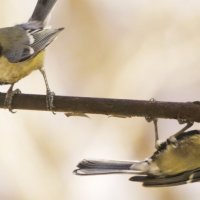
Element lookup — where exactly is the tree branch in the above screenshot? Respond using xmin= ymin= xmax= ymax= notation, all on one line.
xmin=0 ymin=93 xmax=200 ymax=122
xmin=0 ymin=92 xmax=200 ymax=122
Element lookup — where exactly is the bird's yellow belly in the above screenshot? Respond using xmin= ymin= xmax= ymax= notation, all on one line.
xmin=0 ymin=52 xmax=45 ymax=84
xmin=154 ymin=135 xmax=200 ymax=175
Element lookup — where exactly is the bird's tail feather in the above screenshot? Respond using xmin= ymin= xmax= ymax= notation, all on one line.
xmin=74 ymin=159 xmax=148 ymax=175
xmin=29 ymin=0 xmax=57 ymax=22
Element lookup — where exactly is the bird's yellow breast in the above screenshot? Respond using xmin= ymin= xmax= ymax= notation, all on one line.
xmin=154 ymin=135 xmax=200 ymax=175
xmin=0 ymin=51 xmax=45 ymax=84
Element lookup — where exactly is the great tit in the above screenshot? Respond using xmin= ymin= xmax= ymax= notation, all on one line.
xmin=74 ymin=122 xmax=200 ymax=187
xmin=0 ymin=0 xmax=64 ymax=111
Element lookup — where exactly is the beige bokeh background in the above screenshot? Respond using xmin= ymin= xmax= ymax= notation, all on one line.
xmin=0 ymin=0 xmax=200 ymax=199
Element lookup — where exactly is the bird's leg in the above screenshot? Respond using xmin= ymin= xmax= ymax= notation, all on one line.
xmin=153 ymin=118 xmax=161 ymax=149
xmin=173 ymin=120 xmax=194 ymax=138
xmin=167 ymin=121 xmax=194 ymax=146
xmin=145 ymin=98 xmax=161 ymax=149
xmin=39 ymin=68 xmax=55 ymax=113
xmin=146 ymin=117 xmax=162 ymax=149
xmin=4 ymin=83 xmax=21 ymax=113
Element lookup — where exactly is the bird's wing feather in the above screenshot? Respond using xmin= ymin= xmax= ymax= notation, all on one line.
xmin=130 ymin=169 xmax=200 ymax=187
xmin=3 ymin=27 xmax=64 ymax=63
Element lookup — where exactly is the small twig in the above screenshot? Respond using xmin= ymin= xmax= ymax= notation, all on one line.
xmin=0 ymin=92 xmax=200 ymax=122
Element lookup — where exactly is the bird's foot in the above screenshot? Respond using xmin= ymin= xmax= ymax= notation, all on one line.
xmin=46 ymin=89 xmax=56 ymax=114
xmin=5 ymin=88 xmax=21 ymax=113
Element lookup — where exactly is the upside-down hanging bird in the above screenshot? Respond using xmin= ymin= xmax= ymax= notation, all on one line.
xmin=74 ymin=122 xmax=200 ymax=187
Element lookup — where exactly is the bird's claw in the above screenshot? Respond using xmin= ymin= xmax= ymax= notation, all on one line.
xmin=4 ymin=89 xmax=21 ymax=113
xmin=46 ymin=89 xmax=56 ymax=114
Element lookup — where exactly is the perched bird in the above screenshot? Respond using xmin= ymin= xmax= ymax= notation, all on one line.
xmin=74 ymin=122 xmax=200 ymax=187
xmin=0 ymin=0 xmax=64 ymax=111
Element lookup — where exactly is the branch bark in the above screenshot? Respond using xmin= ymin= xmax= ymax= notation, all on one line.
xmin=0 ymin=92 xmax=200 ymax=122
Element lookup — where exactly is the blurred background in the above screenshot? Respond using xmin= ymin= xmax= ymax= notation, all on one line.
xmin=1 ymin=0 xmax=200 ymax=199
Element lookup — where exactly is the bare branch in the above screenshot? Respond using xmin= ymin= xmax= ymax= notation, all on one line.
xmin=0 ymin=92 xmax=200 ymax=122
